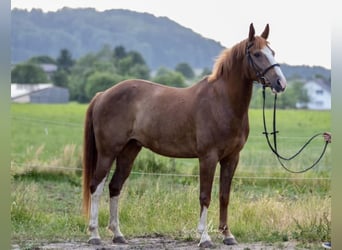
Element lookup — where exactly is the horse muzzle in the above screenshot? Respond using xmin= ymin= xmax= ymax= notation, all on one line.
xmin=270 ymin=77 xmax=287 ymax=94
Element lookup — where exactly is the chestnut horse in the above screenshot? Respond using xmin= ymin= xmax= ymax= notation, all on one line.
xmin=82 ymin=23 xmax=287 ymax=247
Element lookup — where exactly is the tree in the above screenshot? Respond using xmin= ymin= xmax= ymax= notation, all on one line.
xmin=67 ymin=45 xmax=150 ymax=102
xmin=56 ymin=49 xmax=74 ymax=73
xmin=250 ymin=80 xmax=309 ymax=109
xmin=52 ymin=70 xmax=69 ymax=87
xmin=127 ymin=51 xmax=146 ymax=65
xmin=67 ymin=53 xmax=100 ymax=102
xmin=201 ymin=67 xmax=212 ymax=78
xmin=11 ymin=63 xmax=48 ymax=83
xmin=277 ymin=81 xmax=309 ymax=109
xmin=127 ymin=64 xmax=150 ymax=79
xmin=28 ymin=55 xmax=56 ymax=64
xmin=153 ymin=67 xmax=186 ymax=87
xmin=250 ymin=84 xmax=274 ymax=109
xmin=116 ymin=56 xmax=150 ymax=79
xmin=50 ymin=49 xmax=74 ymax=88
xmin=175 ymin=62 xmax=194 ymax=79
xmin=115 ymin=48 xmax=150 ymax=79
xmin=113 ymin=45 xmax=127 ymax=60
xmin=84 ymin=72 xmax=124 ymax=100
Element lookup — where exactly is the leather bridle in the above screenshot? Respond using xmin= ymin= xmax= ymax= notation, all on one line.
xmin=246 ymin=42 xmax=280 ymax=85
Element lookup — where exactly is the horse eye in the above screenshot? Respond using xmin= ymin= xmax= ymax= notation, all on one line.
xmin=254 ymin=52 xmax=261 ymax=58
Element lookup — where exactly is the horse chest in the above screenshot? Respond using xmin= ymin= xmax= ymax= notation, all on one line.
xmin=196 ymin=115 xmax=249 ymax=157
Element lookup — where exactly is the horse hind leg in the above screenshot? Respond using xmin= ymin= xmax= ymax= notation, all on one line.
xmin=87 ymin=154 xmax=115 ymax=245
xmin=108 ymin=140 xmax=142 ymax=244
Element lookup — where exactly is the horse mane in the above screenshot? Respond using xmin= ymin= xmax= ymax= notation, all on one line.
xmin=208 ymin=37 xmax=268 ymax=82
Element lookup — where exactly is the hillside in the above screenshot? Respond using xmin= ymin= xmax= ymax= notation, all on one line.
xmin=11 ymin=8 xmax=224 ymax=69
xmin=11 ymin=8 xmax=330 ymax=81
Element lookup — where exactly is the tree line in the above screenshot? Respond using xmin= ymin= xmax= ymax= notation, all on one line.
xmin=11 ymin=45 xmax=201 ymax=103
xmin=11 ymin=45 xmax=309 ymax=108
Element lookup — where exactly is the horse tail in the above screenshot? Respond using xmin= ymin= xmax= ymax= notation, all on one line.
xmin=82 ymin=93 xmax=101 ymax=218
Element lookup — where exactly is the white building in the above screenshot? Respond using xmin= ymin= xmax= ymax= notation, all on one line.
xmin=296 ymin=80 xmax=331 ymax=110
xmin=11 ymin=83 xmax=69 ymax=103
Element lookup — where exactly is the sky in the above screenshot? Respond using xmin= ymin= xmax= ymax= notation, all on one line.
xmin=11 ymin=0 xmax=331 ymax=69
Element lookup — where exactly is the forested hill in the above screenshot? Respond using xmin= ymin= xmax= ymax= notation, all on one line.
xmin=11 ymin=8 xmax=331 ymax=80
xmin=11 ymin=8 xmax=224 ymax=69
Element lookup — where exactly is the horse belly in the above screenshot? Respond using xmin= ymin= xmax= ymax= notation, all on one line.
xmin=133 ymin=118 xmax=197 ymax=158
xmin=145 ymin=137 xmax=197 ymax=158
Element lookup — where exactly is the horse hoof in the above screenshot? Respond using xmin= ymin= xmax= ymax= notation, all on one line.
xmin=198 ymin=240 xmax=215 ymax=248
xmin=223 ymin=237 xmax=238 ymax=245
xmin=113 ymin=236 xmax=128 ymax=244
xmin=88 ymin=238 xmax=102 ymax=245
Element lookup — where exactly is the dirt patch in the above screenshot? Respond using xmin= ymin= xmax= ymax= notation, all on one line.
xmin=12 ymin=236 xmax=310 ymax=250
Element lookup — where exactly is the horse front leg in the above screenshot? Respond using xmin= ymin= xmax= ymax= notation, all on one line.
xmin=197 ymin=153 xmax=218 ymax=248
xmin=219 ymin=154 xmax=239 ymax=245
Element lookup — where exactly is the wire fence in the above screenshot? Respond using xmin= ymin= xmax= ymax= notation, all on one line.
xmin=12 ymin=116 xmax=82 ymax=128
xmin=11 ymin=162 xmax=331 ymax=181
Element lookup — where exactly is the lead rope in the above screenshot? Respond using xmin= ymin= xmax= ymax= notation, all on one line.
xmin=262 ymin=86 xmax=329 ymax=173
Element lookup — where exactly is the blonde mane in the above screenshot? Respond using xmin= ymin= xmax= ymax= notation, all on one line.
xmin=208 ymin=37 xmax=268 ymax=82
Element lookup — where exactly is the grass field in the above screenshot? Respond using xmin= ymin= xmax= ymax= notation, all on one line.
xmin=11 ymin=103 xmax=331 ymax=249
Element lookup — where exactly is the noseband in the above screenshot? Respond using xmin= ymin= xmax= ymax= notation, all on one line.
xmin=246 ymin=43 xmax=280 ymax=85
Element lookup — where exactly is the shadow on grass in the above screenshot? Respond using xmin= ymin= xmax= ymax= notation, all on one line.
xmin=13 ymin=169 xmax=81 ymax=187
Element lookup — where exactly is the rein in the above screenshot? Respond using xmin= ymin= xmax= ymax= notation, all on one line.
xmin=246 ymin=42 xmax=328 ymax=173
xmin=261 ymin=86 xmax=329 ymax=173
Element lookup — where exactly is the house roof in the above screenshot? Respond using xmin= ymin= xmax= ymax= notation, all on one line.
xmin=11 ymin=83 xmax=54 ymax=99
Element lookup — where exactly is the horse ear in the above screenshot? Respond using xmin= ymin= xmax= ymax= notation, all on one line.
xmin=248 ymin=23 xmax=255 ymax=42
xmin=261 ymin=24 xmax=270 ymax=40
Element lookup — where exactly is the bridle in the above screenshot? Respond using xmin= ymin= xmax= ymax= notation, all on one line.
xmin=246 ymin=42 xmax=280 ymax=86
xmin=246 ymin=42 xmax=329 ymax=173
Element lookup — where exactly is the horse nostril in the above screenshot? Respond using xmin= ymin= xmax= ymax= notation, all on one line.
xmin=276 ymin=78 xmax=286 ymax=91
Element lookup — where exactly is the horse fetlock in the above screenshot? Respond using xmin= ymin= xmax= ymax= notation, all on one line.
xmin=198 ymin=228 xmax=213 ymax=247
xmin=198 ymin=232 xmax=214 ymax=248
xmin=88 ymin=224 xmax=102 ymax=244
xmin=107 ymin=224 xmax=114 ymax=233
xmin=87 ymin=224 xmax=99 ymax=234
xmin=218 ymin=224 xmax=228 ymax=233
xmin=107 ymin=224 xmax=124 ymax=237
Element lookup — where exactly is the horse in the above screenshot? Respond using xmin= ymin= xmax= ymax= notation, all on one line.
xmin=82 ymin=23 xmax=287 ymax=247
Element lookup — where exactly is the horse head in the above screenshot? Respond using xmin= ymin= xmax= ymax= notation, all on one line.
xmin=246 ymin=23 xmax=287 ymax=93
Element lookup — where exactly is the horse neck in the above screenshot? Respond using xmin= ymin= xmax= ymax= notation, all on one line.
xmin=216 ymin=66 xmax=254 ymax=118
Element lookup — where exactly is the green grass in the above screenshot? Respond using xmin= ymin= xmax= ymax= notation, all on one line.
xmin=11 ymin=103 xmax=85 ymax=164
xmin=11 ymin=104 xmax=331 ymax=175
xmin=11 ymin=103 xmax=331 ymax=248
xmin=11 ymin=173 xmax=331 ymax=247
